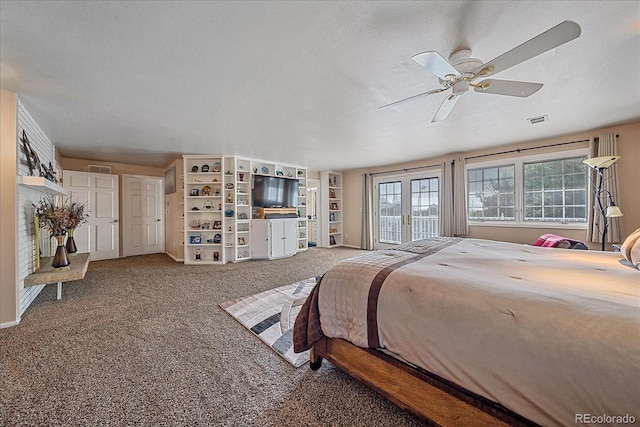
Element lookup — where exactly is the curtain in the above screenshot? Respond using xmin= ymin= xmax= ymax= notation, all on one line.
xmin=586 ymin=137 xmax=598 ymax=242
xmin=361 ymin=173 xmax=374 ymax=250
xmin=586 ymin=134 xmax=621 ymax=245
xmin=440 ymin=161 xmax=453 ymax=237
xmin=452 ymin=156 xmax=469 ymax=236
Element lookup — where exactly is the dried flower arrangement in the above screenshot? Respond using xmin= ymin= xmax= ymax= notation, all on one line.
xmin=66 ymin=199 xmax=89 ymax=231
xmin=34 ymin=197 xmax=89 ymax=237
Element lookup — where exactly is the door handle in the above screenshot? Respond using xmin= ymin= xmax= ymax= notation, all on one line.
xmin=155 ymin=219 xmax=161 ymax=222
xmin=112 ymin=219 xmax=119 ymax=223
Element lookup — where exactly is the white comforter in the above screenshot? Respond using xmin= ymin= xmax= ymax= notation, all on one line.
xmin=317 ymin=238 xmax=640 ymax=426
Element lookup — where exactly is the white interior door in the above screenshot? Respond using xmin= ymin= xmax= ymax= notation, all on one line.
xmin=123 ymin=175 xmax=164 ymax=257
xmin=63 ymin=170 xmax=119 ymax=261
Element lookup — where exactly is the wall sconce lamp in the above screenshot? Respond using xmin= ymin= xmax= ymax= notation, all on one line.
xmin=583 ymin=156 xmax=624 ymax=251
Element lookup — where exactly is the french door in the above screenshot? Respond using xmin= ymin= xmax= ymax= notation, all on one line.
xmin=373 ymin=171 xmax=440 ymax=249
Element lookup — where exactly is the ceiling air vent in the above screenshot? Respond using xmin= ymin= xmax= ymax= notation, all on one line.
xmin=87 ymin=164 xmax=112 ymax=174
xmin=528 ymin=115 xmax=548 ymax=125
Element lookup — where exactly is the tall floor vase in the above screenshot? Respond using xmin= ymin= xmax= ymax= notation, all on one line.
xmin=52 ymin=235 xmax=70 ymax=268
xmin=65 ymin=228 xmax=78 ymax=255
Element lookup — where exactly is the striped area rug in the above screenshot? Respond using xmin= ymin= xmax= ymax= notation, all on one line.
xmin=220 ymin=277 xmax=318 ymax=367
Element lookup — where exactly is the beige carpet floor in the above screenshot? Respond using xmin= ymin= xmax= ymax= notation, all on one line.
xmin=0 ymin=248 xmax=426 ymax=426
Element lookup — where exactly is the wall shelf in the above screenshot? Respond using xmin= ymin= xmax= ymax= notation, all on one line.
xmin=18 ymin=176 xmax=68 ymax=196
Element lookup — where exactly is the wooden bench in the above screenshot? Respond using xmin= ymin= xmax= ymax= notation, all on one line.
xmin=23 ymin=253 xmax=91 ymax=300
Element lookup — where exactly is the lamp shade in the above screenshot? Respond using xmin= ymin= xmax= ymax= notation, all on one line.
xmin=606 ymin=205 xmax=624 ymax=217
xmin=583 ymin=156 xmax=620 ymax=169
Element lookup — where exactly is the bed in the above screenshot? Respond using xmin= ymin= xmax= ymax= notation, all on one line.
xmin=293 ymin=237 xmax=640 ymax=427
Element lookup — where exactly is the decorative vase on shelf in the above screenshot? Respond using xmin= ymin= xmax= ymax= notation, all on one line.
xmin=65 ymin=228 xmax=78 ymax=255
xmin=52 ymin=235 xmax=70 ymax=269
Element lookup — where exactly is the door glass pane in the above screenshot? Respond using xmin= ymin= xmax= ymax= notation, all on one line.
xmin=410 ymin=178 xmax=439 ymax=240
xmin=378 ymin=181 xmax=401 ymax=244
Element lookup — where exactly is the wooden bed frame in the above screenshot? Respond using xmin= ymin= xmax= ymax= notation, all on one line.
xmin=310 ymin=336 xmax=537 ymax=427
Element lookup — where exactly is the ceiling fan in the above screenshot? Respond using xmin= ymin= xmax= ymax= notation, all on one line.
xmin=379 ymin=21 xmax=581 ymax=122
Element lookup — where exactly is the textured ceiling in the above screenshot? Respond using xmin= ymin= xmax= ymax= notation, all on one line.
xmin=1 ymin=1 xmax=639 ymax=170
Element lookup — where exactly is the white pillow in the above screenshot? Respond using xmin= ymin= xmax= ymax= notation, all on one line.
xmin=631 ymin=238 xmax=640 ymax=269
xmin=620 ymin=227 xmax=640 ymax=268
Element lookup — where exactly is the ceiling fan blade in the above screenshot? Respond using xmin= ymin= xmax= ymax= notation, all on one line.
xmin=412 ymin=51 xmax=460 ymax=80
xmin=431 ymin=93 xmax=460 ymax=123
xmin=378 ymin=87 xmax=447 ymax=109
xmin=473 ymin=21 xmax=581 ymax=77
xmin=474 ymin=79 xmax=543 ymax=97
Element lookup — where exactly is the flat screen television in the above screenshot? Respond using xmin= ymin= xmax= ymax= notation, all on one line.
xmin=252 ymin=175 xmax=299 ymax=208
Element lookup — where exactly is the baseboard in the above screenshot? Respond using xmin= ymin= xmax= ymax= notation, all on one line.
xmin=342 ymin=244 xmax=363 ymax=249
xmin=164 ymin=252 xmax=184 ymax=263
xmin=0 ymin=317 xmax=21 ymax=329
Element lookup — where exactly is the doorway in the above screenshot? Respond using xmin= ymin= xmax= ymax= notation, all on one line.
xmin=123 ymin=175 xmax=165 ymax=257
xmin=306 ymin=178 xmax=319 ymax=247
xmin=373 ymin=171 xmax=441 ymax=249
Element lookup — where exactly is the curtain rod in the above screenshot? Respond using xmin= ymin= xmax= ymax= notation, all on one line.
xmin=368 ymin=163 xmax=442 ymax=177
xmin=465 ymin=134 xmax=619 ymax=161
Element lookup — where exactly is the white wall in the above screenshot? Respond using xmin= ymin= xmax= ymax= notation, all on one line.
xmin=16 ymin=97 xmax=58 ymax=317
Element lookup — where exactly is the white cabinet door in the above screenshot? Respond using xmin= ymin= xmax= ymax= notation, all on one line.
xmin=270 ymin=220 xmax=286 ymax=259
xmin=283 ymin=219 xmax=298 ymax=256
xmin=250 ymin=219 xmax=298 ymax=259
xmin=250 ymin=220 xmax=270 ymax=259
xmin=63 ymin=171 xmax=119 ymax=261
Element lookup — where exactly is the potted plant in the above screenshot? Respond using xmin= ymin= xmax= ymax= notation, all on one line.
xmin=65 ymin=200 xmax=88 ymax=255
xmin=35 ymin=197 xmax=71 ymax=268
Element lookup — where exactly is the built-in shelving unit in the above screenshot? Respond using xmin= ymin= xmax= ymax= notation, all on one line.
xmin=249 ymin=159 xmax=308 ymax=252
xmin=320 ymin=171 xmax=343 ymax=247
xmin=234 ymin=157 xmax=252 ymax=261
xmin=222 ymin=156 xmax=236 ymax=263
xmin=296 ymin=168 xmax=308 ymax=250
xmin=183 ymin=155 xmax=225 ymax=264
xmin=182 ymin=155 xmax=307 ymax=264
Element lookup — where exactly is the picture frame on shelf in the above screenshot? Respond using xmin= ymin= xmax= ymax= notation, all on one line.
xmin=238 ymin=237 xmax=246 ymax=246
xmin=329 ymin=188 xmax=336 ymax=199
xmin=164 ymin=166 xmax=176 ymax=194
xmin=190 ymin=235 xmax=202 ymax=244
xmin=330 ymin=202 xmax=339 ymax=211
xmin=213 ymin=220 xmax=222 ymax=229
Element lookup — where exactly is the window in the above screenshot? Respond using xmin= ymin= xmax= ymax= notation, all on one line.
xmin=523 ymin=157 xmax=587 ymax=222
xmin=468 ymin=165 xmax=515 ymax=221
xmin=467 ymin=149 xmax=588 ymax=226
